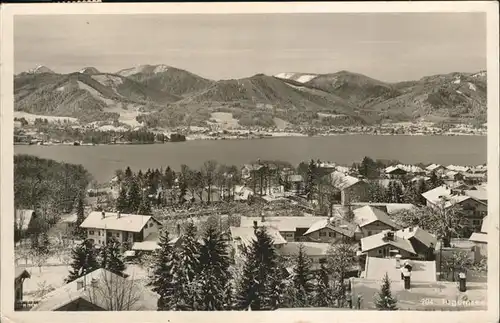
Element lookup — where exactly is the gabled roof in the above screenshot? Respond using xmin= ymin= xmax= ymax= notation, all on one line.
xmin=15 ymin=209 xmax=35 ymax=231
xmin=360 ymin=230 xmax=416 ymax=255
xmin=421 ymin=185 xmax=486 ymax=208
xmin=30 ymin=268 xmax=159 ymax=311
xmin=469 ymin=232 xmax=487 ymax=243
xmin=278 ymin=242 xmax=330 ymax=257
xmin=303 ymin=218 xmax=355 ymax=238
xmin=464 ymin=189 xmax=488 ymax=201
xmin=396 ymin=227 xmax=437 ymax=249
xmin=329 ymin=171 xmax=363 ymax=190
xmin=80 ymin=211 xmax=159 ymax=233
xmin=352 ymin=206 xmax=399 ymax=229
xmin=230 ymin=226 xmax=287 ymax=246
xmin=426 ymin=164 xmax=444 ymax=171
xmin=240 ymin=216 xmax=328 ymax=232
xmin=288 ymin=174 xmax=303 ymax=182
xmin=15 ymin=268 xmax=31 ymax=280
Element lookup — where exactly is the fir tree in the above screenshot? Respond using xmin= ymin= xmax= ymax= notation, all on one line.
xmin=99 ymin=238 xmax=126 ymax=276
xmin=291 ymin=243 xmax=314 ymax=307
xmin=164 ymin=166 xmax=175 ymax=189
xmin=173 ymin=222 xmax=202 ymax=310
xmin=429 ymin=171 xmax=444 ymax=189
xmin=116 ymin=187 xmax=129 ymax=213
xmin=312 ymin=263 xmax=335 ymax=307
xmin=66 ymin=240 xmax=99 ymax=283
xmin=127 ymin=180 xmax=141 ymax=213
xmin=137 ymin=192 xmax=152 ymax=215
xmin=74 ymin=194 xmax=86 ymax=239
xmin=374 ymin=273 xmax=398 ymax=310
xmin=235 ymin=227 xmax=284 ymax=310
xmin=198 ymin=224 xmax=231 ymax=310
xmin=148 ymin=229 xmax=177 ymax=311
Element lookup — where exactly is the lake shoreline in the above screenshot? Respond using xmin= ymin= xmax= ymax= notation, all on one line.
xmin=13 ymin=132 xmax=487 ymax=147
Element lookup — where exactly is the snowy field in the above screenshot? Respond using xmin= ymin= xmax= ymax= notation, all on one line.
xmin=14 ymin=111 xmax=77 ymax=124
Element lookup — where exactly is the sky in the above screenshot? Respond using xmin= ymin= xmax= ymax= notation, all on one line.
xmin=14 ymin=13 xmax=486 ymax=82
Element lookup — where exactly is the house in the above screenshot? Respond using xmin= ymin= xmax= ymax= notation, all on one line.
xmin=278 ymin=242 xmax=330 ymax=270
xmin=15 ymin=268 xmax=31 ymax=309
xmin=361 ymin=256 xmax=437 ymax=282
xmin=410 ymin=176 xmax=431 ymax=184
xmin=30 ymin=268 xmax=158 ymax=311
xmin=469 ymin=216 xmax=488 ymax=262
xmin=446 ymin=165 xmax=472 ymax=173
xmin=360 ymin=230 xmax=417 ymax=258
xmin=287 ymin=174 xmax=304 ymax=193
xmin=421 ymin=185 xmax=487 ymax=234
xmin=352 ymin=205 xmax=400 ymax=238
xmin=303 ymin=217 xmax=355 ymax=243
xmin=351 ymin=203 xmax=416 ymax=216
xmin=229 ymin=226 xmax=287 ymax=253
xmin=425 ymin=163 xmax=446 ymax=174
xmin=395 ymin=227 xmax=437 ymax=259
xmin=80 ymin=211 xmax=161 ymax=248
xmin=349 ymin=277 xmax=487 ymax=310
xmin=56 ymin=213 xmax=78 ymax=236
xmin=384 ymin=165 xmax=408 ymax=178
xmin=463 ymin=173 xmax=487 ymax=185
xmin=240 ymin=216 xmax=328 ymax=242
xmin=328 ymin=171 xmax=369 ymax=206
xmin=444 ymin=170 xmax=464 ymax=181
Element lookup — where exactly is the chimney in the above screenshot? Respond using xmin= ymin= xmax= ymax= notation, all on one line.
xmin=76 ymin=280 xmax=84 ymax=290
xmin=101 ymin=211 xmax=105 ymax=219
xmin=117 ymin=212 xmax=121 ymax=219
xmin=261 ymin=212 xmax=265 ymax=222
xmin=253 ymin=220 xmax=258 ymax=228
xmin=403 ymin=271 xmax=411 ymax=289
xmin=458 ymin=272 xmax=467 ymax=292
xmin=409 ymin=227 xmax=413 ymax=232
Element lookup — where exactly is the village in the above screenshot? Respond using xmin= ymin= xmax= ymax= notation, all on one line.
xmin=14 ymin=158 xmax=489 ymax=311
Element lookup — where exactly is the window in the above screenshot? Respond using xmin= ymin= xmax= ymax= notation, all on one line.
xmin=319 ymin=258 xmax=327 ymax=264
xmin=472 ymin=220 xmax=480 ymax=225
xmin=378 ymin=249 xmax=382 ymax=254
xmin=319 ymin=231 xmax=326 ymax=237
xmin=149 ymin=222 xmax=154 ymax=228
xmin=116 ymin=233 xmax=120 ymax=237
xmin=89 ymin=231 xmax=94 ymax=235
xmin=329 ymin=232 xmax=336 ymax=238
xmin=368 ymin=231 xmax=372 ymax=236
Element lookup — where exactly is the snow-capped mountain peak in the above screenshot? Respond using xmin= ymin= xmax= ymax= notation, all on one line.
xmin=28 ymin=65 xmax=54 ymax=74
xmin=274 ymin=72 xmax=318 ymax=83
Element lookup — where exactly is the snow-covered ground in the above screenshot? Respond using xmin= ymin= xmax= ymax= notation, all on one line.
xmin=209 ymin=112 xmax=240 ymax=129
xmin=274 ymin=72 xmax=318 ymax=84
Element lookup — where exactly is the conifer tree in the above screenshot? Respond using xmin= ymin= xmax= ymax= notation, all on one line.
xmin=99 ymin=238 xmax=126 ymax=276
xmin=374 ymin=273 xmax=398 ymax=310
xmin=116 ymin=187 xmax=129 ymax=213
xmin=127 ymin=180 xmax=141 ymax=213
xmin=137 ymin=192 xmax=152 ymax=215
xmin=312 ymin=263 xmax=335 ymax=307
xmin=66 ymin=240 xmax=99 ymax=283
xmin=173 ymin=222 xmax=202 ymax=310
xmin=74 ymin=194 xmax=86 ymax=239
xmin=198 ymin=224 xmax=231 ymax=310
xmin=235 ymin=227 xmax=284 ymax=310
xmin=304 ymin=160 xmax=317 ymax=201
xmin=291 ymin=243 xmax=314 ymax=307
xmin=148 ymin=229 xmax=177 ymax=310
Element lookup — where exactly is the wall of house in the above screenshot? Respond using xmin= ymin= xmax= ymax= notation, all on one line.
xmin=106 ymin=229 xmax=124 ymax=242
xmin=359 ymin=221 xmax=394 ymax=238
xmin=473 ymin=242 xmax=487 ymax=262
xmin=305 ymin=227 xmax=347 ymax=243
xmin=56 ymin=298 xmax=104 ymax=311
xmin=142 ymin=219 xmax=160 ymax=239
xmin=460 ymin=200 xmax=488 ymax=233
xmin=364 ymin=245 xmax=414 ymax=259
xmin=280 ymin=231 xmax=295 ymax=242
xmin=87 ymin=228 xmax=107 ymax=245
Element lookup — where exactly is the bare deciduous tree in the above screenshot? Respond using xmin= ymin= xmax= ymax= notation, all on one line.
xmin=87 ymin=271 xmax=143 ymax=311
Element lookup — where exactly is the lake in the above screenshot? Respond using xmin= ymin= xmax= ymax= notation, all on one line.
xmin=15 ymin=135 xmax=487 ymax=183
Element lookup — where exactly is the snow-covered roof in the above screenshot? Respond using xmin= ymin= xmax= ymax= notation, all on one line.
xmin=352 ymin=206 xmax=399 ymax=229
xmin=396 ymin=227 xmax=437 ymax=249
xmin=80 ymin=211 xmax=158 ymax=233
xmin=363 ymin=257 xmax=436 ymax=282
xmin=278 ymin=242 xmax=330 ymax=257
xmin=303 ymin=218 xmax=355 ymax=238
xmin=421 ymin=185 xmax=485 ymax=208
xmin=360 ymin=230 xmax=416 ymax=255
xmin=30 ymin=268 xmax=158 ymax=311
xmin=329 ymin=171 xmax=363 ymax=190
xmin=240 ymin=216 xmax=327 ymax=232
xmin=469 ymin=232 xmax=487 ymax=244
xmin=446 ymin=165 xmax=471 ymax=173
xmin=385 ymin=164 xmax=424 ymax=174
xmin=426 ymin=164 xmax=444 ymax=172
xmin=229 ymin=226 xmax=287 ymax=246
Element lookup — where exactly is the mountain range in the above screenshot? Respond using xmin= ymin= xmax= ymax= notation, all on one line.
xmin=14 ymin=64 xmax=487 ymax=128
